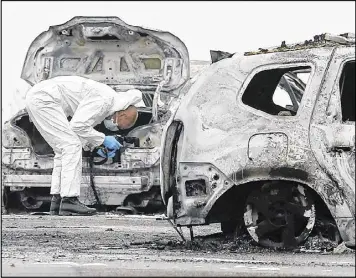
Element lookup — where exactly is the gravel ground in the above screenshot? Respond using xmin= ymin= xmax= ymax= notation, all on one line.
xmin=1 ymin=214 xmax=355 ymax=276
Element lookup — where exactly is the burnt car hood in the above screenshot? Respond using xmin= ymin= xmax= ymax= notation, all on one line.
xmin=21 ymin=16 xmax=190 ymax=92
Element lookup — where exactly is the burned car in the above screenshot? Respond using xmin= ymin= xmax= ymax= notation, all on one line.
xmin=160 ymin=33 xmax=355 ymax=249
xmin=2 ymin=16 xmax=190 ymax=213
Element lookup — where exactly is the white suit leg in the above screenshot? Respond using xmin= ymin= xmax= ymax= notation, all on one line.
xmin=50 ymin=148 xmax=62 ymax=195
xmin=25 ymin=90 xmax=82 ymax=198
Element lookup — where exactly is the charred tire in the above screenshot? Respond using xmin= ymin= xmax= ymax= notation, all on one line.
xmin=19 ymin=191 xmax=43 ymax=210
xmin=244 ymin=181 xmax=315 ymax=249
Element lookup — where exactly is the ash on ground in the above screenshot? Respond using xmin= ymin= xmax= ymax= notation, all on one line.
xmin=129 ymin=224 xmax=355 ymax=255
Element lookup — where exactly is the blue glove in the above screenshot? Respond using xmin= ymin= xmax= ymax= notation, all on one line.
xmin=103 ymin=136 xmax=122 ymax=151
xmin=97 ymin=148 xmax=116 ymax=158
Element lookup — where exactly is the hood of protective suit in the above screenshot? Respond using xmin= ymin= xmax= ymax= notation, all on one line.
xmin=21 ymin=16 xmax=190 ymax=92
xmin=104 ymin=88 xmax=144 ymax=132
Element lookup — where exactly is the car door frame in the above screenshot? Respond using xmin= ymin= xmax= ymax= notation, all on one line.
xmin=309 ymin=46 xmax=355 ymax=217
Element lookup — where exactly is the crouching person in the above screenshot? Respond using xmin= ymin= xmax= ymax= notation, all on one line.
xmin=25 ymin=76 xmax=142 ymax=216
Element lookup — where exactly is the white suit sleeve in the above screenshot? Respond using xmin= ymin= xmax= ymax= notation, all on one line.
xmin=69 ymin=89 xmax=112 ymax=149
xmin=69 ymin=87 xmax=143 ymax=150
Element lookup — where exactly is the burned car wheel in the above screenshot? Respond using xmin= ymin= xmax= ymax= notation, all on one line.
xmin=243 ymin=182 xmax=315 ymax=249
xmin=19 ymin=191 xmax=44 ymax=210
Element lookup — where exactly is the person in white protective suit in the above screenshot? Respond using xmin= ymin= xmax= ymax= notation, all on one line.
xmin=25 ymin=76 xmax=142 ymax=216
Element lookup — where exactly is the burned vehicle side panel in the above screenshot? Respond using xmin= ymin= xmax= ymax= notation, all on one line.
xmin=163 ymin=48 xmax=331 ymax=221
xmin=160 ymin=40 xmax=355 ymax=247
xmin=309 ymin=46 xmax=355 ymax=246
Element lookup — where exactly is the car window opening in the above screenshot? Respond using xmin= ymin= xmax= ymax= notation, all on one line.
xmin=242 ymin=66 xmax=311 ymax=116
xmin=340 ymin=61 xmax=355 ymax=122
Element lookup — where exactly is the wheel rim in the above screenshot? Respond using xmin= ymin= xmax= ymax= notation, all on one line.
xmin=19 ymin=192 xmax=43 ymax=210
xmin=244 ymin=182 xmax=315 ymax=249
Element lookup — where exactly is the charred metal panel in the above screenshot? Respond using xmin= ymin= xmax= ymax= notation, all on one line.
xmin=309 ymin=46 xmax=355 ymax=221
xmin=185 ymin=179 xmax=207 ymax=197
xmin=2 ymin=127 xmax=31 ymax=148
xmin=2 ymin=148 xmax=32 ymax=165
xmin=127 ymin=122 xmax=163 ymax=148
xmin=324 ymin=124 xmax=355 ymax=151
xmin=3 ymin=174 xmax=152 ymax=206
xmin=336 ymin=218 xmax=355 ymax=247
xmin=172 ymin=162 xmax=235 ymax=225
xmin=173 ymin=47 xmax=334 ymax=172
xmin=269 ymin=167 xmax=308 ymax=181
xmin=21 ymin=16 xmax=190 ymax=92
xmin=160 ymin=121 xmax=183 ymax=205
xmin=79 ymin=175 xmax=150 ymax=206
xmin=244 ymin=33 xmax=355 ymax=56
xmin=120 ymin=148 xmax=160 ymax=168
xmin=248 ymin=132 xmax=288 ymax=164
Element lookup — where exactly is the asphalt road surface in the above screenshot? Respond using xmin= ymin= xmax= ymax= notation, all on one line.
xmin=2 ymin=214 xmax=355 ymax=277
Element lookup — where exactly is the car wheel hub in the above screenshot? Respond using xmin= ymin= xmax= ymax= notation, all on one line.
xmin=244 ymin=182 xmax=316 ymax=249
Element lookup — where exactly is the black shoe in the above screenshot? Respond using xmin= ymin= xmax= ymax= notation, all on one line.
xmin=49 ymin=194 xmax=61 ymax=215
xmin=59 ymin=197 xmax=97 ymax=216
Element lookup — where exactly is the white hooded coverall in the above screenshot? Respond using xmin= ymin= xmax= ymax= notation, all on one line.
xmin=25 ymin=76 xmax=142 ymax=197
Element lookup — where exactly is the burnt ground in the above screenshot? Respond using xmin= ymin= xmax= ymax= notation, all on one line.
xmin=1 ymin=213 xmax=355 ymax=277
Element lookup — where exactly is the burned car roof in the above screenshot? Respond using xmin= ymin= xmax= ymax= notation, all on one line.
xmin=244 ymin=33 xmax=355 ymax=56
